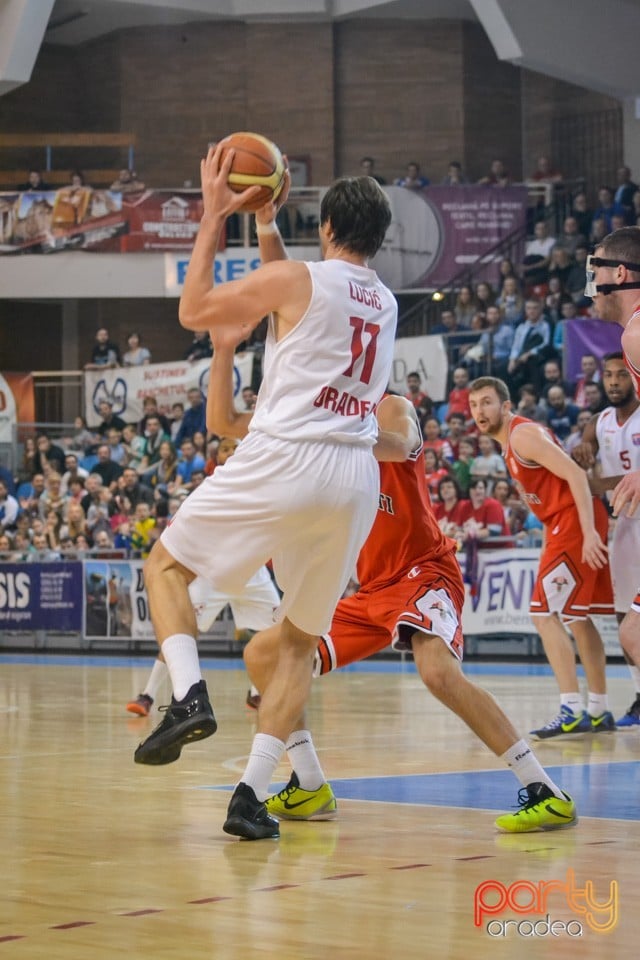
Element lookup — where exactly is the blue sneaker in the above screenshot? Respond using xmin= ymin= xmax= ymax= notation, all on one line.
xmin=530 ymin=705 xmax=591 ymax=740
xmin=590 ymin=710 xmax=616 ymax=733
xmin=616 ymin=695 xmax=640 ymax=729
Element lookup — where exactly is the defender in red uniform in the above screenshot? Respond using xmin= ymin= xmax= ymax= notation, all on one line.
xmin=469 ymin=377 xmax=614 ymax=740
xmin=587 ymin=226 xmax=640 ymax=676
xmin=245 ymin=394 xmax=578 ymax=833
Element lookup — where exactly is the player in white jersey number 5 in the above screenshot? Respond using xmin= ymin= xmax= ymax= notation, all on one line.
xmin=572 ymin=351 xmax=640 ymax=725
xmin=135 ymin=143 xmax=398 ymax=841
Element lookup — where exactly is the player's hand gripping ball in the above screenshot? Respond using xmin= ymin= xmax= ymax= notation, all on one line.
xmin=218 ymin=132 xmax=285 ymax=213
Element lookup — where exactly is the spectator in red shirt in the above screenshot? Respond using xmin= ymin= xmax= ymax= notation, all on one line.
xmin=447 ymin=366 xmax=472 ymax=421
xmin=404 ymin=371 xmax=432 ymax=421
xmin=432 ymin=476 xmax=470 ymax=542
xmin=460 ymin=477 xmax=510 ymax=546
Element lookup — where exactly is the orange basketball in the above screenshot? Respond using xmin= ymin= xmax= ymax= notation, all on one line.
xmin=218 ymin=132 xmax=285 ymax=213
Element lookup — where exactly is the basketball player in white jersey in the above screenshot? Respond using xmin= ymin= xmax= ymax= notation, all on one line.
xmin=572 ymin=352 xmax=640 ymax=725
xmin=135 ymin=143 xmax=398 ymax=841
xmin=584 ymin=226 xmax=640 ymax=690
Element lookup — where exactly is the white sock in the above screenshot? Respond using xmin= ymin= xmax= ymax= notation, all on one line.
xmin=142 ymin=658 xmax=168 ymax=701
xmin=587 ymin=692 xmax=609 ymax=717
xmin=241 ymin=733 xmax=285 ymax=801
xmin=501 ymin=739 xmax=564 ymax=799
xmin=161 ymin=634 xmax=201 ymax=701
xmin=250 ymin=684 xmax=260 ymax=698
xmin=560 ymin=692 xmax=584 ymax=714
xmin=285 ymin=730 xmax=325 ymax=791
xmin=627 ymin=664 xmax=640 ymax=693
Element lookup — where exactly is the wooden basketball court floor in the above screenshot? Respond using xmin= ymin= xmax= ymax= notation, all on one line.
xmin=1 ymin=653 xmax=639 ymax=958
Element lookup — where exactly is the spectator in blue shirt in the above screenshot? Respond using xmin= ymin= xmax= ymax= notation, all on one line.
xmin=593 ymin=186 xmax=626 ymax=232
xmin=507 ymin=298 xmax=551 ymax=394
xmin=545 ymin=385 xmax=581 ymax=445
xmin=176 ymin=438 xmax=206 ymax=489
xmin=175 ymin=388 xmax=206 ymax=445
xmin=394 ymin=162 xmax=430 ymax=190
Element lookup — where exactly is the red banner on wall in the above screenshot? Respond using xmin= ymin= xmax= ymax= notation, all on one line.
xmin=0 ymin=189 xmax=221 ymax=254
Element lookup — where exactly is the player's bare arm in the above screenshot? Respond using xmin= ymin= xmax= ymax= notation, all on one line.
xmin=511 ymin=422 xmax=608 ymax=570
xmin=205 ymin=328 xmax=252 ymax=440
xmin=179 ymin=144 xmax=310 ymax=335
xmin=373 ymin=395 xmax=422 ymax=462
xmin=570 ymin=415 xmax=599 ymax=469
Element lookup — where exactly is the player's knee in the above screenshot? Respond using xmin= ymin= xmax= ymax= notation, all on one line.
xmin=144 ymin=543 xmax=185 ymax=592
xmin=244 ymin=628 xmax=277 ymax=678
xmin=412 ymin=633 xmax=458 ymax=699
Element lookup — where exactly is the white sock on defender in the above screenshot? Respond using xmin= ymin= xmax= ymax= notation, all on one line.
xmin=142 ymin=658 xmax=168 ymax=701
xmin=501 ymin=739 xmax=564 ymax=799
xmin=286 ymin=730 xmax=326 ymax=791
xmin=587 ymin=692 xmax=609 ymax=717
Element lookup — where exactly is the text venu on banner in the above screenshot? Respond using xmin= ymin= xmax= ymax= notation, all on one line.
xmin=84 ymin=355 xmax=254 ymax=427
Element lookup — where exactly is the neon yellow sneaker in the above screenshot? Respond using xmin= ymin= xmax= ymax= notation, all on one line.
xmin=495 ymin=782 xmax=577 ymax=833
xmin=265 ymin=773 xmax=337 ymax=821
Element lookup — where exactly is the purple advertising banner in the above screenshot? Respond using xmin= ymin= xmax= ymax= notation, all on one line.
xmin=371 ymin=185 xmax=528 ymax=290
xmin=564 ymin=317 xmax=622 ymax=381
xmin=0 ymin=562 xmax=82 ymax=631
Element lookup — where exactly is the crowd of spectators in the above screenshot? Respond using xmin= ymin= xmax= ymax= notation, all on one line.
xmin=3 ymin=156 xmax=636 ymax=568
xmin=399 ymin=158 xmax=633 ymax=551
xmin=0 ymin=379 xmax=243 ymax=561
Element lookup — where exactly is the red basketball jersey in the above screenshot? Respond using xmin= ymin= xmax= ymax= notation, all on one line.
xmin=503 ymin=414 xmax=576 ymax=525
xmin=357 ymin=441 xmax=457 ymax=590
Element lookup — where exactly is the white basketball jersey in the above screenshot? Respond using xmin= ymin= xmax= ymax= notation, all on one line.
xmin=596 ymin=405 xmax=640 ymax=482
xmin=249 ymin=258 xmax=397 ymax=445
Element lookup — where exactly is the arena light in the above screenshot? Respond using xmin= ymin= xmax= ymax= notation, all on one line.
xmin=432 ymin=291 xmax=445 ymax=302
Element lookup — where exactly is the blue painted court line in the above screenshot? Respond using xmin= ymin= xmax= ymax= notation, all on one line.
xmin=0 ymin=652 xmax=631 ymax=679
xmin=201 ymin=762 xmax=640 ymax=821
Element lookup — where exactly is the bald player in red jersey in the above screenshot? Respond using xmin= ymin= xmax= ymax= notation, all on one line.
xmin=469 ymin=376 xmax=614 ymax=741
xmin=243 ymin=393 xmax=577 ymax=833
xmin=587 ymin=225 xmax=640 ymax=673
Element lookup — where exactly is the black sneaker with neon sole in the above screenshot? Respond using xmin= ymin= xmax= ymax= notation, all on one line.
xmin=134 ymin=680 xmax=217 ymax=765
xmin=223 ymin=783 xmax=280 ymax=840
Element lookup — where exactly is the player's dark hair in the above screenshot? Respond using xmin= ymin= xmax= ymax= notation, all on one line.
xmin=320 ymin=176 xmax=391 ymax=259
xmin=603 ymin=351 xmax=624 ymax=363
xmin=469 ymin=376 xmax=511 ymax=403
xmin=599 ymin=226 xmax=640 ymax=273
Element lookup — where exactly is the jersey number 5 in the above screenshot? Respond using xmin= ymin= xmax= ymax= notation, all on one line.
xmin=620 ymin=449 xmax=631 ymax=470
xmin=343 ymin=316 xmax=380 ymax=385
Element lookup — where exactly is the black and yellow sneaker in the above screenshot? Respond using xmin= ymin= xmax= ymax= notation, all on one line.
xmin=495 ymin=782 xmax=577 ymax=833
xmin=590 ymin=710 xmax=616 ymax=733
xmin=266 ymin=772 xmax=337 ymax=821
xmin=223 ymin=783 xmax=280 ymax=840
xmin=134 ymin=679 xmax=216 ymax=765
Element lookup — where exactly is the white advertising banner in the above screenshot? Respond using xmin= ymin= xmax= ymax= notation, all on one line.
xmin=83 ymin=559 xmax=235 ymax=642
xmin=84 ymin=354 xmax=254 ymax=427
xmin=389 ymin=334 xmax=449 ymax=403
xmin=460 ymin=548 xmax=620 ymax=656
xmin=164 ymin=246 xmax=320 ymax=297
